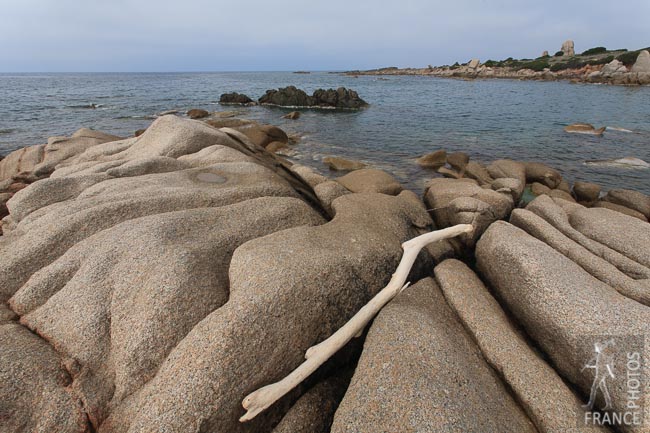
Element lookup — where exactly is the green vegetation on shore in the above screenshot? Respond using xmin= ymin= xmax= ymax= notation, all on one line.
xmin=480 ymin=46 xmax=649 ymax=72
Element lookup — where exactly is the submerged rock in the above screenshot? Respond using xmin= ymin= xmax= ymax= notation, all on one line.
xmin=564 ymin=123 xmax=605 ymax=135
xmin=282 ymin=111 xmax=301 ymax=120
xmin=416 ymin=149 xmax=446 ymax=169
xmin=322 ymin=156 xmax=366 ymax=171
xmin=336 ymin=169 xmax=402 ymax=195
xmin=186 ymin=108 xmax=209 ymax=119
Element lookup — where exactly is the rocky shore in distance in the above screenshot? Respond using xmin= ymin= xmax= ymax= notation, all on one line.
xmin=1 ymin=112 xmax=649 ymax=432
xmin=345 ymin=41 xmax=650 ymax=85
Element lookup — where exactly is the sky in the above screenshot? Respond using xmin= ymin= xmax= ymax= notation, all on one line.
xmin=0 ymin=0 xmax=648 ymax=72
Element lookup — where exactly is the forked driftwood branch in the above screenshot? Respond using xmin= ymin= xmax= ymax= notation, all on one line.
xmin=239 ymin=223 xmax=473 ymax=422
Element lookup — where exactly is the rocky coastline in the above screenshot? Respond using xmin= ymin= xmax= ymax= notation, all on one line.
xmin=219 ymin=86 xmax=369 ymax=109
xmin=1 ymin=112 xmax=649 ymax=432
xmin=346 ymin=43 xmax=650 ymax=86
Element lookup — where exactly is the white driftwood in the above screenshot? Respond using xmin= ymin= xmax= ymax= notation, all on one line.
xmin=239 ymin=223 xmax=473 ymax=422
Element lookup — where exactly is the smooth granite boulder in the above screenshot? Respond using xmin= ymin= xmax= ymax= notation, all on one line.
xmin=11 ymin=197 xmax=324 ymax=427
xmin=0 ymin=128 xmax=120 ymax=181
xmin=187 ymin=108 xmax=209 ymax=119
xmin=0 ymin=322 xmax=87 ymax=433
xmin=573 ymin=181 xmax=601 ymax=204
xmin=510 ymin=208 xmax=650 ymax=305
xmin=416 ymin=149 xmax=446 ymax=169
xmin=322 ymin=156 xmax=366 ymax=171
xmin=476 ymin=221 xmax=650 ymax=432
xmin=491 ymin=177 xmax=523 ymax=202
xmin=331 ymin=277 xmax=536 ymax=433
xmin=487 ymin=159 xmax=526 ymax=195
xmin=290 ymin=164 xmax=329 ymax=188
xmin=313 ymin=180 xmax=351 ymax=215
xmin=602 ymin=189 xmax=650 ymax=219
xmin=272 ymin=375 xmax=349 ymax=433
xmin=446 ymin=151 xmax=469 ymax=173
xmin=336 ymin=168 xmax=403 ymax=195
xmin=568 ymin=206 xmax=650 ymax=268
xmin=1 ymin=113 xmax=439 ymax=432
xmin=101 ymin=192 xmax=433 ymax=433
xmin=524 ymin=161 xmax=562 ymax=188
xmin=463 ymin=161 xmax=493 ymax=185
xmin=424 ymin=178 xmax=513 ymax=244
xmin=593 ymin=200 xmax=647 ymax=221
xmin=525 ymin=195 xmax=650 ymax=279
xmin=434 ymin=259 xmax=607 ymax=433
xmin=232 ymin=123 xmax=289 ymax=148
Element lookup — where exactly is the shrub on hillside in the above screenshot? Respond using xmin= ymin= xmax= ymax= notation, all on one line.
xmin=616 ymin=51 xmax=640 ymax=66
xmin=517 ymin=59 xmax=550 ymax=71
xmin=550 ymin=58 xmax=587 ymax=72
xmin=587 ymin=55 xmax=614 ymax=66
xmin=554 ymin=51 xmax=564 ymax=57
xmin=581 ymin=47 xmax=607 ymax=56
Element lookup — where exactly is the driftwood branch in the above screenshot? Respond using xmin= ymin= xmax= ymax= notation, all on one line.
xmin=239 ymin=224 xmax=474 ymax=422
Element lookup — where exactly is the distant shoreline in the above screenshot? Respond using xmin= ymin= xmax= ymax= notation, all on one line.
xmin=343 ymin=47 xmax=650 ymax=86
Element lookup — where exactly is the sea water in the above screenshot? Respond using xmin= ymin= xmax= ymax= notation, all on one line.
xmin=1 ymin=71 xmax=648 ymax=193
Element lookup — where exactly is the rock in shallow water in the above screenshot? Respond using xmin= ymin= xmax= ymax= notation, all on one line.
xmin=416 ymin=149 xmax=446 ymax=168
xmin=322 ymin=156 xmax=366 ymax=171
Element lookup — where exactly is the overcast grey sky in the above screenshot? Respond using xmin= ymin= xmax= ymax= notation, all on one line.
xmin=1 ymin=0 xmax=648 ymax=72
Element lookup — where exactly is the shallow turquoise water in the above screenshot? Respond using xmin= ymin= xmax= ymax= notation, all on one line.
xmin=0 ymin=72 xmax=648 ymax=193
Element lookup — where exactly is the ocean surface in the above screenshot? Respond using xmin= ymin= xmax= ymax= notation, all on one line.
xmin=0 ymin=72 xmax=648 ymax=194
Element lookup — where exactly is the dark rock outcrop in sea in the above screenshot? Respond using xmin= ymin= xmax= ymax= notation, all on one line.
xmin=1 ymin=112 xmax=649 ymax=433
xmin=259 ymin=86 xmax=369 ymax=109
xmin=219 ymin=92 xmax=255 ymax=105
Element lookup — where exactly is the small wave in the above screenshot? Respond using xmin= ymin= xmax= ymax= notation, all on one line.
xmin=67 ymin=103 xmax=102 ymax=109
xmin=0 ymin=128 xmax=16 ymax=134
xmin=115 ymin=115 xmax=156 ymax=120
xmin=605 ymin=126 xmax=634 ymax=133
xmin=585 ymin=157 xmax=649 ymax=169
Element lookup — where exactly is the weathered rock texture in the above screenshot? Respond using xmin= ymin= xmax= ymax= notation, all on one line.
xmin=477 ymin=220 xmax=650 ymax=432
xmin=0 ymin=115 xmax=439 ymax=433
xmin=331 ymin=277 xmax=536 ymax=433
xmin=434 ymin=259 xmax=607 ymax=433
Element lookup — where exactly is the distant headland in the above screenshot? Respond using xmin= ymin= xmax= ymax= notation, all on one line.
xmin=345 ymin=40 xmax=650 ymax=85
